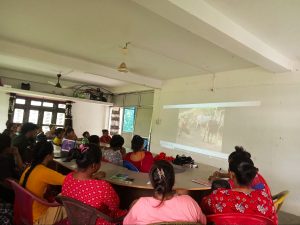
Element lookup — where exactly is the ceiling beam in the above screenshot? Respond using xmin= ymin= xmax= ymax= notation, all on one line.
xmin=133 ymin=0 xmax=299 ymax=73
xmin=0 ymin=39 xmax=162 ymax=88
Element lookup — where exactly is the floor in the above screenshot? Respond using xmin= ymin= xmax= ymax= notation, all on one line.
xmin=279 ymin=211 xmax=300 ymax=225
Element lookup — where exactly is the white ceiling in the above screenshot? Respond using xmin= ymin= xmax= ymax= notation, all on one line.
xmin=0 ymin=0 xmax=254 ymax=85
xmin=204 ymin=0 xmax=300 ymax=61
xmin=0 ymin=0 xmax=299 ymax=89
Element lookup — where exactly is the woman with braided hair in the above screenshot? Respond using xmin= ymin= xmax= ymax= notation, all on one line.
xmin=19 ymin=141 xmax=66 ymax=224
xmin=124 ymin=160 xmax=207 ymax=225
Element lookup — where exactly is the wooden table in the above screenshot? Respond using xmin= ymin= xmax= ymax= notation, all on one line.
xmin=53 ymin=158 xmax=215 ymax=209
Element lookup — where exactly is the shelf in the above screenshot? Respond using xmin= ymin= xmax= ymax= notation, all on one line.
xmin=0 ymin=86 xmax=113 ymax=106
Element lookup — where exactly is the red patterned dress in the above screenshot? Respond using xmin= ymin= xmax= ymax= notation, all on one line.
xmin=62 ymin=173 xmax=127 ymax=225
xmin=201 ymin=188 xmax=278 ymax=225
xmin=228 ymin=173 xmax=272 ymax=197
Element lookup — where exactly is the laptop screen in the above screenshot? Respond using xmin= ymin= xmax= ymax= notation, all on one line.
xmin=61 ymin=139 xmax=76 ymax=152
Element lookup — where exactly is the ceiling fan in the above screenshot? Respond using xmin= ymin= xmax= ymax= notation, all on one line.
xmin=117 ymin=42 xmax=130 ymax=73
xmin=48 ymin=74 xmax=70 ymax=88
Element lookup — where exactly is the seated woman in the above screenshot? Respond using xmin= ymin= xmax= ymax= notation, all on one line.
xmin=19 ymin=141 xmax=66 ymax=225
xmin=209 ymin=146 xmax=272 ymax=196
xmin=124 ymin=160 xmax=207 ymax=225
xmin=88 ymin=135 xmax=100 ymax=145
xmin=0 ymin=133 xmax=23 ymax=203
xmin=202 ymin=158 xmax=277 ymax=224
xmin=64 ymin=127 xmax=77 ymax=140
xmin=62 ymin=144 xmax=127 ymax=225
xmin=103 ymin=135 xmax=125 ymax=166
xmin=124 ymin=135 xmax=154 ymax=173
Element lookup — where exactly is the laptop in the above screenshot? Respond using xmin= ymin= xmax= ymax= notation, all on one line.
xmin=61 ymin=139 xmax=76 ymax=152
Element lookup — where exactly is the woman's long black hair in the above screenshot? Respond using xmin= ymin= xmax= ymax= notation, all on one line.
xmin=149 ymin=160 xmax=175 ymax=207
xmin=22 ymin=141 xmax=54 ymax=187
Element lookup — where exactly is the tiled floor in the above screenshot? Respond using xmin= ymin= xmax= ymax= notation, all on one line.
xmin=279 ymin=211 xmax=300 ymax=225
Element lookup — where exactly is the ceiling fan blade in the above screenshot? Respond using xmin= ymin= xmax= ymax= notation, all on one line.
xmin=48 ymin=81 xmax=56 ymax=86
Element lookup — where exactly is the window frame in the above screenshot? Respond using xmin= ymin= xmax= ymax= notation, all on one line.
xmin=12 ymin=96 xmax=66 ymax=129
xmin=122 ymin=107 xmax=136 ymax=133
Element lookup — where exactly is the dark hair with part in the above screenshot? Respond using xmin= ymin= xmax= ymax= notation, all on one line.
xmin=22 ymin=141 xmax=54 ymax=187
xmin=149 ymin=160 xmax=175 ymax=207
xmin=102 ymin=129 xmax=108 ymax=133
xmin=228 ymin=146 xmax=251 ymax=163
xmin=229 ymin=157 xmax=257 ymax=186
xmin=88 ymin=135 xmax=100 ymax=145
xmin=110 ymin=135 xmax=124 ymax=151
xmin=76 ymin=144 xmax=102 ymax=169
xmin=211 ymin=179 xmax=231 ymax=191
xmin=0 ymin=133 xmax=11 ymax=153
xmin=82 ymin=131 xmax=90 ymax=137
xmin=65 ymin=127 xmax=74 ymax=135
xmin=55 ymin=128 xmax=64 ymax=136
xmin=131 ymin=135 xmax=144 ymax=152
xmin=20 ymin=123 xmax=38 ymax=134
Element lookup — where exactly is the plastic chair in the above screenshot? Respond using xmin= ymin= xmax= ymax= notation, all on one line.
xmin=6 ymin=179 xmax=61 ymax=225
xmin=123 ymin=160 xmax=139 ymax=172
xmin=56 ymin=196 xmax=124 ymax=225
xmin=206 ymin=213 xmax=275 ymax=225
xmin=272 ymin=190 xmax=289 ymax=212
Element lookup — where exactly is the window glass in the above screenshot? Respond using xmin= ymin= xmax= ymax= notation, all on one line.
xmin=122 ymin=107 xmax=135 ymax=133
xmin=42 ymin=126 xmax=50 ymax=133
xmin=43 ymin=111 xmax=52 ymax=124
xmin=28 ymin=110 xmax=39 ymax=124
xmin=56 ymin=113 xmax=65 ymax=126
xmin=16 ymin=98 xmax=26 ymax=104
xmin=31 ymin=100 xmax=42 ymax=106
xmin=43 ymin=102 xmax=54 ymax=107
xmin=13 ymin=108 xmax=24 ymax=123
xmin=58 ymin=104 xmax=66 ymax=109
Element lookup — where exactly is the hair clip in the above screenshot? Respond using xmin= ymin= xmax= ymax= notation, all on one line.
xmin=157 ymin=168 xmax=165 ymax=180
xmin=79 ymin=144 xmax=89 ymax=153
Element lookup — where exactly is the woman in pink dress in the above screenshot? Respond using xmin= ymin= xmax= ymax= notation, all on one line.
xmin=124 ymin=135 xmax=154 ymax=173
xmin=202 ymin=158 xmax=277 ymax=224
xmin=124 ymin=160 xmax=207 ymax=225
xmin=62 ymin=144 xmax=127 ymax=225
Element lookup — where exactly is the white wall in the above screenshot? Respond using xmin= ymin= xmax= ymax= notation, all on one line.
xmin=151 ymin=67 xmax=300 ymax=216
xmin=0 ymin=92 xmax=9 ymax=132
xmin=72 ymin=101 xmax=110 ymax=137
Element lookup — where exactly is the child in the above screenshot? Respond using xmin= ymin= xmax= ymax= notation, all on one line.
xmin=53 ymin=128 xmax=64 ymax=146
xmin=99 ymin=129 xmax=111 ymax=144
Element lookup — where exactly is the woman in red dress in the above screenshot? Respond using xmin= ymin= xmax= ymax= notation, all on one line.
xmin=62 ymin=144 xmax=127 ymax=225
xmin=124 ymin=135 xmax=154 ymax=173
xmin=209 ymin=146 xmax=272 ymax=197
xmin=202 ymin=157 xmax=277 ymax=224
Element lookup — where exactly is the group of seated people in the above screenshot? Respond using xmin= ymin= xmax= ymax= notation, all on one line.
xmin=0 ymin=121 xmax=278 ymax=225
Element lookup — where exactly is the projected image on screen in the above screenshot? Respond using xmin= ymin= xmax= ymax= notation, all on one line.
xmin=176 ymin=108 xmax=225 ymax=151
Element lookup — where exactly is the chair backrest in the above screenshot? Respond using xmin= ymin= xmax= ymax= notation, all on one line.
xmin=56 ymin=196 xmax=122 ymax=225
xmin=6 ymin=179 xmax=60 ymax=225
xmin=123 ymin=160 xmax=139 ymax=172
xmin=207 ymin=213 xmax=275 ymax=225
xmin=272 ymin=190 xmax=289 ymax=212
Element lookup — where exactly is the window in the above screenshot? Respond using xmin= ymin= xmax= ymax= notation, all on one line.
xmin=31 ymin=100 xmax=42 ymax=106
xmin=122 ymin=107 xmax=136 ymax=133
xmin=16 ymin=98 xmax=26 ymax=104
xmin=28 ymin=110 xmax=39 ymax=124
xmin=12 ymin=97 xmax=66 ymax=132
xmin=13 ymin=108 xmax=24 ymax=123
